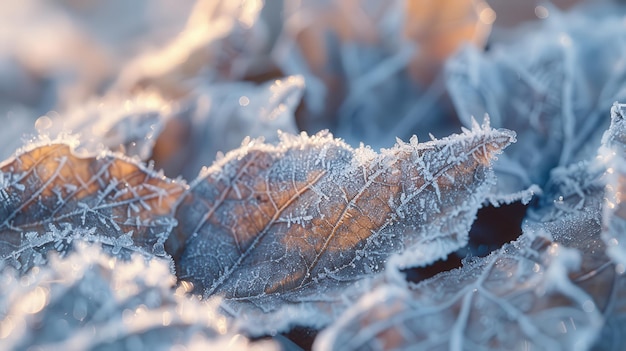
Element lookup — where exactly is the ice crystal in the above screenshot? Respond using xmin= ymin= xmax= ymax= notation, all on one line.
xmin=274 ymin=0 xmax=490 ymax=146
xmin=159 ymin=75 xmax=302 ymax=179
xmin=446 ymin=3 xmax=626 ymax=197
xmin=0 ymin=141 xmax=185 ymax=272
xmin=0 ymin=242 xmax=276 ymax=350
xmin=168 ymin=120 xmax=514 ymax=334
xmin=315 ymin=236 xmax=602 ymax=351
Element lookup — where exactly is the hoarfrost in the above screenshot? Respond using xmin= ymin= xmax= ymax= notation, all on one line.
xmin=0 ymin=242 xmax=277 ymax=350
xmin=162 ymin=76 xmax=302 ymax=179
xmin=316 ymin=103 xmax=626 ymax=351
xmin=0 ymin=141 xmax=186 ymax=273
xmin=315 ymin=236 xmax=602 ymax=351
xmin=524 ymin=111 xmax=626 ymax=351
xmin=273 ymin=0 xmax=490 ymax=146
xmin=167 ymin=122 xmax=514 ymax=334
xmin=600 ymin=103 xmax=626 ymax=268
xmin=446 ymin=3 xmax=626 ymax=197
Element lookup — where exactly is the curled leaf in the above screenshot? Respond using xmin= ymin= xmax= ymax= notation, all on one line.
xmin=0 ymin=141 xmax=186 ymax=272
xmin=274 ymin=0 xmax=489 ymax=146
xmin=314 ymin=236 xmax=603 ymax=351
xmin=316 ymin=102 xmax=626 ymax=351
xmin=168 ymin=122 xmax=514 ymax=333
xmin=524 ymin=110 xmax=626 ymax=351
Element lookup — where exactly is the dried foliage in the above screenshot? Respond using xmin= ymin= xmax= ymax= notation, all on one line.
xmin=169 ymin=123 xmax=512 ymax=332
xmin=3 ymin=1 xmax=626 ymax=350
xmin=0 ymin=142 xmax=185 ymax=272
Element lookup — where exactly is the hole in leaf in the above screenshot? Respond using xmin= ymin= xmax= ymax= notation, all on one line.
xmin=282 ymin=326 xmax=318 ymax=351
xmin=403 ymin=252 xmax=464 ymax=284
xmin=464 ymin=201 xmax=527 ymax=257
xmin=403 ymin=202 xmax=527 ymax=284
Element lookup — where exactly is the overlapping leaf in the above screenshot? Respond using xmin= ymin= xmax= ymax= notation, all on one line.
xmin=314 ymin=101 xmax=626 ymax=351
xmin=274 ymin=0 xmax=490 ymax=146
xmin=167 ymin=120 xmax=514 ymax=333
xmin=600 ymin=103 xmax=626 ymax=267
xmin=0 ymin=140 xmax=186 ymax=272
xmin=314 ymin=131 xmax=604 ymax=350
xmin=315 ymin=235 xmax=602 ymax=351
xmin=40 ymin=93 xmax=174 ymax=160
xmin=445 ymin=3 xmax=626 ymax=197
xmin=515 ymin=102 xmax=626 ymax=350
xmin=155 ymin=76 xmax=303 ymax=179
xmin=0 ymin=242 xmax=277 ymax=350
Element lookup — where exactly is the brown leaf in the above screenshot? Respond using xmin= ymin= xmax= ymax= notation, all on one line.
xmin=0 ymin=141 xmax=186 ymax=272
xmin=168 ymin=122 xmax=514 ymax=333
xmin=314 ymin=235 xmax=603 ymax=351
xmin=405 ymin=0 xmax=492 ymax=83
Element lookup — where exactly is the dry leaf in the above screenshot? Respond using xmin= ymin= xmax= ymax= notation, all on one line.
xmin=522 ymin=108 xmax=626 ymax=350
xmin=0 ymin=140 xmax=186 ymax=272
xmin=600 ymin=103 xmax=626 ymax=268
xmin=153 ymin=76 xmax=303 ymax=179
xmin=0 ymin=242 xmax=277 ymax=350
xmin=314 ymin=235 xmax=603 ymax=351
xmin=404 ymin=0 xmax=492 ymax=83
xmin=445 ymin=3 xmax=626 ymax=197
xmin=315 ymin=102 xmax=626 ymax=351
xmin=40 ymin=92 xmax=174 ymax=160
xmin=274 ymin=0 xmax=490 ymax=143
xmin=167 ymin=121 xmax=514 ymax=333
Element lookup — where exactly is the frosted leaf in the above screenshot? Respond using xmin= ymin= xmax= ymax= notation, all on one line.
xmin=316 ymin=106 xmax=626 ymax=350
xmin=273 ymin=0 xmax=490 ymax=146
xmin=524 ymin=126 xmax=626 ymax=351
xmin=315 ymin=236 xmax=602 ymax=351
xmin=600 ymin=103 xmax=626 ymax=267
xmin=155 ymin=76 xmax=302 ymax=179
xmin=168 ymin=123 xmax=515 ymax=334
xmin=43 ymin=93 xmax=174 ymax=160
xmin=0 ymin=141 xmax=186 ymax=272
xmin=445 ymin=3 xmax=626 ymax=196
xmin=0 ymin=242 xmax=277 ymax=350
xmin=116 ymin=0 xmax=267 ymax=98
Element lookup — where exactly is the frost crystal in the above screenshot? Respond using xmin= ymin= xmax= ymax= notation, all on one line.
xmin=315 ymin=236 xmax=602 ymax=351
xmin=600 ymin=103 xmax=626 ymax=268
xmin=168 ymin=123 xmax=514 ymax=334
xmin=161 ymin=76 xmax=302 ymax=179
xmin=274 ymin=0 xmax=490 ymax=147
xmin=0 ymin=242 xmax=276 ymax=350
xmin=0 ymin=142 xmax=185 ymax=272
xmin=446 ymin=3 xmax=626 ymax=197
